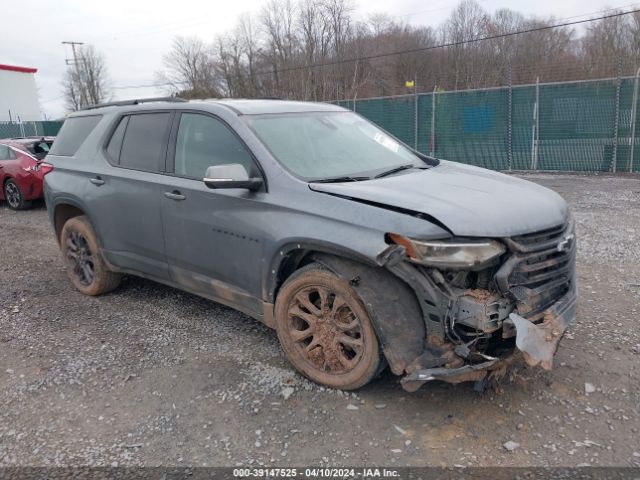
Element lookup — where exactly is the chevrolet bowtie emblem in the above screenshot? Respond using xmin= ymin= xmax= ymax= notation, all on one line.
xmin=557 ymin=234 xmax=574 ymax=253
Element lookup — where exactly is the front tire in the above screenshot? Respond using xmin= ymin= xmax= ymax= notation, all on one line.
xmin=60 ymin=216 xmax=121 ymax=296
xmin=275 ymin=263 xmax=381 ymax=390
xmin=4 ymin=179 xmax=31 ymax=210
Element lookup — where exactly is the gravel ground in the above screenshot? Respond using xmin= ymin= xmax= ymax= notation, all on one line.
xmin=1 ymin=173 xmax=639 ymax=468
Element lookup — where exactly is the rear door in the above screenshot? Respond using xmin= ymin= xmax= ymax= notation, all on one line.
xmin=159 ymin=111 xmax=266 ymax=316
xmin=86 ymin=111 xmax=173 ymax=280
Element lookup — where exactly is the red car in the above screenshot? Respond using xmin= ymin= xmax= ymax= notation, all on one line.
xmin=0 ymin=137 xmax=54 ymax=210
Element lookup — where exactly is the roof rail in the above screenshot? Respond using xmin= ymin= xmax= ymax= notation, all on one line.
xmin=81 ymin=97 xmax=187 ymax=111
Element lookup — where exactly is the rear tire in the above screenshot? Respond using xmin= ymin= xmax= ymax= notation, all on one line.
xmin=4 ymin=179 xmax=31 ymax=210
xmin=275 ymin=263 xmax=381 ymax=390
xmin=60 ymin=215 xmax=121 ymax=296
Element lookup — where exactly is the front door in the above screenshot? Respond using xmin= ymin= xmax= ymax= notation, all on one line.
xmin=160 ymin=112 xmax=266 ymax=316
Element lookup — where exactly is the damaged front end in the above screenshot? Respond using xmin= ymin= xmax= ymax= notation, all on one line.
xmin=382 ymin=217 xmax=577 ymax=391
xmin=312 ymin=215 xmax=576 ymax=391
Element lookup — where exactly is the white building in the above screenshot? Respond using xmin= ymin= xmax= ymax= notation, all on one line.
xmin=0 ymin=64 xmax=42 ymax=122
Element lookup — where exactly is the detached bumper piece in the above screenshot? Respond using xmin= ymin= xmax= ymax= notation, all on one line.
xmin=508 ymin=282 xmax=577 ymax=370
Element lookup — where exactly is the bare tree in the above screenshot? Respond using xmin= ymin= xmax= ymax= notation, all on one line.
xmin=260 ymin=0 xmax=299 ymax=96
xmin=156 ymin=36 xmax=221 ymax=99
xmin=582 ymin=9 xmax=634 ymax=75
xmin=298 ymin=0 xmax=333 ymax=100
xmin=238 ymin=14 xmax=261 ymax=96
xmin=441 ymin=0 xmax=490 ymax=90
xmin=160 ymin=0 xmax=639 ymax=102
xmin=631 ymin=11 xmax=640 ymax=58
xmin=62 ymin=45 xmax=110 ymax=111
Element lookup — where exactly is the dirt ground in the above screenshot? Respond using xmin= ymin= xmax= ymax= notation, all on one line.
xmin=1 ymin=173 xmax=639 ymax=468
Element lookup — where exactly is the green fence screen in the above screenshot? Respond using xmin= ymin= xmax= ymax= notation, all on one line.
xmin=336 ymin=77 xmax=640 ymax=172
xmin=4 ymin=81 xmax=640 ymax=173
xmin=0 ymin=121 xmax=64 ymax=139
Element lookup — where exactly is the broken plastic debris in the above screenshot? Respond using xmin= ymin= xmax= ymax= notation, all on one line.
xmin=503 ymin=441 xmax=520 ymax=452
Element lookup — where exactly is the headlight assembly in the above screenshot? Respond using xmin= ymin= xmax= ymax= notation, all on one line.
xmin=387 ymin=234 xmax=506 ymax=270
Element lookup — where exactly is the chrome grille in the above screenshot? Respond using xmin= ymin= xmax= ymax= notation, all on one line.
xmin=497 ymin=218 xmax=576 ymax=320
xmin=506 ymin=222 xmax=568 ymax=253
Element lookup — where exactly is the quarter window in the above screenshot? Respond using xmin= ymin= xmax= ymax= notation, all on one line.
xmin=49 ymin=115 xmax=102 ymax=157
xmin=174 ymin=113 xmax=255 ymax=179
xmin=119 ymin=113 xmax=171 ymax=172
xmin=0 ymin=145 xmax=15 ymax=160
xmin=105 ymin=116 xmax=129 ymax=163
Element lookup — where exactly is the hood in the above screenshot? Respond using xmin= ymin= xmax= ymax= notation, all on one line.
xmin=309 ymin=161 xmax=568 ymax=237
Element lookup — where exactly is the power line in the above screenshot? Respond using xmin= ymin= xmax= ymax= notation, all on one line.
xmin=397 ymin=1 xmax=640 ymax=23
xmin=111 ymin=80 xmax=188 ymax=90
xmin=254 ymin=8 xmax=640 ymax=77
xmin=41 ymin=95 xmax=65 ymax=104
xmin=555 ymin=2 xmax=640 ymax=21
xmin=111 ymin=82 xmax=171 ymax=90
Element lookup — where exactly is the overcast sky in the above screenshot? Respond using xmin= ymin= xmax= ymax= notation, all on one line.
xmin=3 ymin=0 xmax=633 ymax=119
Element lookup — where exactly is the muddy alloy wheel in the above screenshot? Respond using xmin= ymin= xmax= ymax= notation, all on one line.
xmin=4 ymin=179 xmax=30 ymax=210
xmin=275 ymin=264 xmax=381 ymax=390
xmin=66 ymin=230 xmax=95 ymax=287
xmin=60 ymin=215 xmax=121 ymax=296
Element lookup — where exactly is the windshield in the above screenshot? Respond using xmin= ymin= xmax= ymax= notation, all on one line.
xmin=245 ymin=111 xmax=424 ymax=181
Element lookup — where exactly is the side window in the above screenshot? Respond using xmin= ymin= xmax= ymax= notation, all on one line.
xmin=174 ymin=113 xmax=255 ymax=179
xmin=48 ymin=115 xmax=102 ymax=156
xmin=28 ymin=142 xmax=50 ymax=160
xmin=119 ymin=113 xmax=171 ymax=172
xmin=105 ymin=116 xmax=129 ymax=163
xmin=0 ymin=145 xmax=11 ymax=160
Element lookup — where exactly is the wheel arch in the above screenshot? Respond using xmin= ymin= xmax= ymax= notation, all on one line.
xmin=264 ymin=240 xmax=379 ymax=304
xmin=51 ymin=199 xmax=97 ymax=245
xmin=3 ymin=174 xmax=16 ymax=186
xmin=1 ymin=175 xmax=14 ymax=200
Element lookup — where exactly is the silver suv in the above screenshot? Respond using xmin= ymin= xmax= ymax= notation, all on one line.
xmin=44 ymin=98 xmax=577 ymax=391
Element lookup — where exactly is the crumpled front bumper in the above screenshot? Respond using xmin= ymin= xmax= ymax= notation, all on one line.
xmin=401 ymin=283 xmax=578 ymax=388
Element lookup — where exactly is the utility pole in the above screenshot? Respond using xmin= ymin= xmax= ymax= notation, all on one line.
xmin=413 ymin=75 xmax=418 ymax=151
xmin=62 ymin=41 xmax=85 ymax=109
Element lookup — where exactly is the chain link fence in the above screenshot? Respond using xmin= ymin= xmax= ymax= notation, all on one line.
xmin=335 ymin=75 xmax=640 ymax=173
xmin=0 ymin=121 xmax=63 ymax=139
xmin=3 ymin=80 xmax=640 ymax=174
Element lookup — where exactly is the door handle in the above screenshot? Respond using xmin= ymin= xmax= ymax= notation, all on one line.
xmin=164 ymin=191 xmax=186 ymax=201
xmin=89 ymin=177 xmax=105 ymax=186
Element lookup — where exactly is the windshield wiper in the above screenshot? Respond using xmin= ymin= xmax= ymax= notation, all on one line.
xmin=374 ymin=164 xmax=416 ymax=178
xmin=311 ymin=175 xmax=371 ymax=183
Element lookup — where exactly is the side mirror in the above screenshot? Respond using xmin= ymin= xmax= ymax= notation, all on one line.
xmin=203 ymin=164 xmax=263 ymax=191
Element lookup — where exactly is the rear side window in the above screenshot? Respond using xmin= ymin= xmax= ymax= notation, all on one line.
xmin=0 ymin=145 xmax=16 ymax=160
xmin=26 ymin=141 xmax=52 ymax=160
xmin=119 ymin=113 xmax=171 ymax=172
xmin=49 ymin=115 xmax=102 ymax=156
xmin=105 ymin=116 xmax=128 ymax=163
